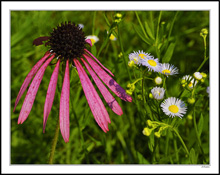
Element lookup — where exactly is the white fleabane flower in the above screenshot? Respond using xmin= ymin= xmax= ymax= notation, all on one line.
xmin=154 ymin=76 xmax=162 ymax=85
xmin=160 ymin=63 xmax=178 ymax=76
xmin=161 ymin=97 xmax=187 ymax=118
xmin=193 ymin=72 xmax=203 ymax=80
xmin=85 ymin=35 xmax=99 ymax=45
xmin=141 ymin=57 xmax=161 ymax=72
xmin=151 ymin=87 xmax=165 ymax=100
xmin=129 ymin=51 xmax=140 ymax=65
xmin=182 ymin=75 xmax=197 ymax=88
xmin=136 ymin=50 xmax=152 ymax=60
xmin=129 ymin=50 xmax=152 ymax=66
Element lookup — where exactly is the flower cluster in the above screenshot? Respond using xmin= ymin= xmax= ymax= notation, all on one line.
xmin=127 ymin=50 xmax=189 ymax=119
xmin=128 ymin=50 xmax=179 ymax=76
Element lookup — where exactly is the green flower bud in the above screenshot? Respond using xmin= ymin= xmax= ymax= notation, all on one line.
xmin=200 ymin=72 xmax=207 ymax=78
xmin=154 ymin=132 xmax=161 ymax=138
xmin=127 ymin=83 xmax=131 ymax=88
xmin=115 ymin=13 xmax=122 ymax=18
xmin=188 ymin=97 xmax=195 ymax=104
xmin=142 ymin=127 xmax=152 ymax=136
xmin=147 ymin=120 xmax=152 ymax=127
xmin=128 ymin=60 xmax=135 ymax=68
xmin=200 ymin=28 xmax=208 ymax=37
xmin=154 ymin=76 xmax=162 ymax=85
xmin=187 ymin=114 xmax=193 ymax=120
xmin=149 ymin=93 xmax=153 ymax=99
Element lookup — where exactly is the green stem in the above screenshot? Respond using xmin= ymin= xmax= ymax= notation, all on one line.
xmin=196 ymin=57 xmax=209 ymax=72
xmin=118 ymin=23 xmax=132 ymax=82
xmin=155 ymin=11 xmax=162 ymax=58
xmin=193 ymin=107 xmax=207 ymax=163
xmin=172 ymin=128 xmax=189 ymax=156
xmin=203 ymin=36 xmax=207 ymax=60
xmin=173 ymin=136 xmax=179 ymax=163
xmin=48 ymin=118 xmax=60 ymax=164
xmin=165 ymin=130 xmax=170 ymax=157
xmin=193 ymin=108 xmax=201 ymax=146
xmin=152 ymin=138 xmax=159 ymax=164
xmin=196 ymin=34 xmax=208 ymax=72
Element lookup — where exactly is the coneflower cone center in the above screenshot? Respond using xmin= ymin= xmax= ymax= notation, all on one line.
xmin=49 ymin=22 xmax=86 ymax=60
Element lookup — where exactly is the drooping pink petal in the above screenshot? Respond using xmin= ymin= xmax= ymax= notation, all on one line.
xmin=59 ymin=60 xmax=70 ymax=143
xmin=84 ymin=49 xmax=114 ymax=77
xmin=43 ymin=59 xmax=60 ymax=133
xmin=17 ymin=55 xmax=55 ymax=124
xmin=81 ymin=58 xmax=123 ymax=117
xmin=33 ymin=36 xmax=50 ymax=46
xmin=73 ymin=58 xmax=109 ymax=132
xmin=83 ymin=54 xmax=133 ymax=102
xmin=85 ymin=39 xmax=92 ymax=47
xmin=14 ymin=51 xmax=52 ymax=112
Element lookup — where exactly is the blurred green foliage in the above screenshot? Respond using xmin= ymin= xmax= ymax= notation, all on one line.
xmin=11 ymin=11 xmax=209 ymax=164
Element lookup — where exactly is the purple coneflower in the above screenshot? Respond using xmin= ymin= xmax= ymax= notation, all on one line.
xmin=14 ymin=21 xmax=132 ymax=143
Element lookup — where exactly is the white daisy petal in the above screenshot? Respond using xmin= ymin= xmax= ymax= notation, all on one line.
xmin=193 ymin=72 xmax=203 ymax=80
xmin=160 ymin=63 xmax=179 ymax=76
xmin=85 ymin=35 xmax=99 ymax=45
xmin=161 ymin=97 xmax=187 ymax=118
xmin=141 ymin=57 xmax=161 ymax=72
xmin=128 ymin=50 xmax=153 ymax=66
xmin=182 ymin=75 xmax=197 ymax=88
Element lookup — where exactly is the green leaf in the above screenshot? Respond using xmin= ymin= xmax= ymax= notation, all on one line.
xmin=137 ymin=151 xmax=150 ymax=164
xmin=145 ymin=21 xmax=155 ymax=40
xmin=133 ymin=24 xmax=151 ymax=45
xmin=91 ymin=45 xmax=97 ymax=57
xmin=189 ymin=148 xmax=197 ymax=164
xmin=198 ymin=113 xmax=204 ymax=137
xmin=162 ymin=42 xmax=176 ymax=63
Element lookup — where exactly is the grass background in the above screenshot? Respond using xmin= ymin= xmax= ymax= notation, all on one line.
xmin=11 ymin=11 xmax=209 ymax=164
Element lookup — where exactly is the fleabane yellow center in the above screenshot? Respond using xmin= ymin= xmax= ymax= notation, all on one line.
xmin=139 ymin=54 xmax=146 ymax=59
xmin=90 ymin=39 xmax=95 ymax=45
xmin=168 ymin=105 xmax=179 ymax=113
xmin=148 ymin=60 xmax=157 ymax=67
xmin=155 ymin=90 xmax=160 ymax=96
xmin=162 ymin=69 xmax=171 ymax=75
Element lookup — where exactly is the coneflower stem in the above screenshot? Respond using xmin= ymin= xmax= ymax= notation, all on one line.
xmin=49 ymin=118 xmax=60 ymax=164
